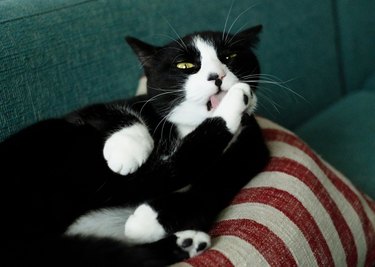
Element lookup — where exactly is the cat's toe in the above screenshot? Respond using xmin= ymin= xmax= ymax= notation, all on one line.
xmin=175 ymin=230 xmax=211 ymax=258
xmin=230 ymin=82 xmax=257 ymax=114
xmin=103 ymin=123 xmax=154 ymax=175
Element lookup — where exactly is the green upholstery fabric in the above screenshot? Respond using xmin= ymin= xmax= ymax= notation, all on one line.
xmin=0 ymin=0 xmax=374 ymax=196
xmin=335 ymin=1 xmax=375 ymax=93
xmin=295 ymin=90 xmax=375 ymax=197
xmin=1 ymin=0 xmax=342 ymax=139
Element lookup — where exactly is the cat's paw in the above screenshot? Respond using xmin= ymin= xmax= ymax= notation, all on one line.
xmin=124 ymin=204 xmax=166 ymax=245
xmin=175 ymin=230 xmax=211 ymax=258
xmin=103 ymin=123 xmax=154 ymax=175
xmin=213 ymin=83 xmax=256 ymax=133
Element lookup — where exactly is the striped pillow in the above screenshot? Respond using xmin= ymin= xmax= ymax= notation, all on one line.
xmin=173 ymin=117 xmax=375 ymax=267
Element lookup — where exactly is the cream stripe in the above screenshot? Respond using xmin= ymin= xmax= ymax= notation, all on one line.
xmin=328 ymin=162 xmax=375 ymax=229
xmin=211 ymin=235 xmax=269 ymax=267
xmin=267 ymin=141 xmax=367 ymax=266
xmin=218 ymin=203 xmax=318 ymax=266
xmin=256 ymin=116 xmax=294 ymax=134
xmin=245 ymin=172 xmax=345 ymax=266
xmin=171 ymin=262 xmax=192 ymax=267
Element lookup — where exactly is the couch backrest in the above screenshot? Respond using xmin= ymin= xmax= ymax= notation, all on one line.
xmin=1 ymin=0 xmax=372 ymax=141
xmin=334 ymin=1 xmax=375 ymax=93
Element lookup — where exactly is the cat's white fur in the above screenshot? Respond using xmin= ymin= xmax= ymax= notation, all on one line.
xmin=103 ymin=122 xmax=154 ymax=175
xmin=175 ymin=230 xmax=211 ymax=257
xmin=68 ymin=37 xmax=256 ymax=247
xmin=124 ymin=204 xmax=167 ymax=245
xmin=167 ymin=37 xmax=251 ymax=137
xmin=65 ymin=207 xmax=135 ymax=242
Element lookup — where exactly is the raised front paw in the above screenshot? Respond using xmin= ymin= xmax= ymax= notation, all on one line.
xmin=103 ymin=123 xmax=154 ymax=175
xmin=212 ymin=83 xmax=257 ymax=133
xmin=175 ymin=230 xmax=211 ymax=258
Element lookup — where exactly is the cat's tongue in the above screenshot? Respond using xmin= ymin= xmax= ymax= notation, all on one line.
xmin=209 ymin=91 xmax=227 ymax=110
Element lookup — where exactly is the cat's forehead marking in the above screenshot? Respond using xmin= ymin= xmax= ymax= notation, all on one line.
xmin=193 ymin=36 xmax=218 ymax=60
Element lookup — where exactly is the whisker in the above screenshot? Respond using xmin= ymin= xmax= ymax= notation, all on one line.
xmin=138 ymin=91 xmax=182 ymax=115
xmin=162 ymin=16 xmax=187 ymax=51
xmin=222 ymin=0 xmax=236 ymax=41
xmin=153 ymin=34 xmax=187 ymax=52
xmin=225 ymin=2 xmax=259 ymax=45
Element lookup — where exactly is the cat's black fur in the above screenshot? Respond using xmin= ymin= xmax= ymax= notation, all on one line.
xmin=1 ymin=26 xmax=269 ymax=266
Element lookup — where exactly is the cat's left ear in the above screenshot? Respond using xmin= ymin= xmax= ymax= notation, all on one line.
xmin=125 ymin=37 xmax=160 ymax=68
xmin=235 ymin=24 xmax=263 ymax=47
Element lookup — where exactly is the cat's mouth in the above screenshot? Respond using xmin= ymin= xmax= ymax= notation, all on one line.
xmin=206 ymin=91 xmax=227 ymax=111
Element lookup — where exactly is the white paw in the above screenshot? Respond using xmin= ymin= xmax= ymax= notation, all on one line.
xmin=103 ymin=123 xmax=154 ymax=175
xmin=124 ymin=204 xmax=166 ymax=245
xmin=175 ymin=230 xmax=211 ymax=258
xmin=212 ymin=83 xmax=257 ymax=133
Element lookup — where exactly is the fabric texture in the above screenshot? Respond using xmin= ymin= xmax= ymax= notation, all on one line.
xmin=295 ymin=91 xmax=375 ymax=197
xmin=0 ymin=0 xmax=344 ymax=140
xmin=173 ymin=117 xmax=375 ymax=267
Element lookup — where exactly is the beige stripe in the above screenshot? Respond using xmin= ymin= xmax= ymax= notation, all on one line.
xmin=328 ymin=162 xmax=375 ymax=229
xmin=267 ymin=141 xmax=368 ymax=266
xmin=327 ymin=163 xmax=375 ymax=264
xmin=256 ymin=116 xmax=295 ymax=135
xmin=218 ymin=202 xmax=318 ymax=266
xmin=245 ymin=172 xmax=345 ymax=266
xmin=211 ymin=235 xmax=269 ymax=267
xmin=170 ymin=262 xmax=192 ymax=267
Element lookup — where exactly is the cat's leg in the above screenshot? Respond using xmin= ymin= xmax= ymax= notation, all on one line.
xmin=103 ymin=122 xmax=154 ymax=175
xmin=66 ymin=102 xmax=154 ymax=176
xmin=171 ymin=82 xmax=255 ymax=178
xmin=122 ymin=83 xmax=256 ymax=245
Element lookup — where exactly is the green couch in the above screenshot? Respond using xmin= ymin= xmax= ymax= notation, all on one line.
xmin=1 ymin=0 xmax=374 ymax=198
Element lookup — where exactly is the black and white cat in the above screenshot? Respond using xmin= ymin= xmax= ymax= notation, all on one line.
xmin=1 ymin=25 xmax=269 ymax=266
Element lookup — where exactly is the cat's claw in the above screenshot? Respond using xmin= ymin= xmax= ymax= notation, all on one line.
xmin=175 ymin=230 xmax=211 ymax=258
xmin=103 ymin=123 xmax=154 ymax=175
xmin=213 ymin=82 xmax=257 ymax=133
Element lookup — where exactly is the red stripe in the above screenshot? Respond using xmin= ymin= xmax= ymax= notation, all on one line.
xmin=210 ymin=219 xmax=297 ymax=267
xmin=362 ymin=192 xmax=375 ymax=214
xmin=263 ymin=128 xmax=375 ymax=265
xmin=186 ymin=249 xmax=233 ymax=267
xmin=367 ymin=248 xmax=375 ymax=267
xmin=266 ymin=157 xmax=358 ymax=266
xmin=232 ymin=187 xmax=334 ymax=267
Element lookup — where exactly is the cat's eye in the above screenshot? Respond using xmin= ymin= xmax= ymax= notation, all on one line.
xmin=225 ymin=53 xmax=237 ymax=60
xmin=176 ymin=62 xmax=196 ymax=69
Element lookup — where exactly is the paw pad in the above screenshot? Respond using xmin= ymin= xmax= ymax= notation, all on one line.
xmin=175 ymin=230 xmax=211 ymax=258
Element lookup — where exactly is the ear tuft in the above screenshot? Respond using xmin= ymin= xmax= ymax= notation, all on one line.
xmin=125 ymin=37 xmax=158 ymax=68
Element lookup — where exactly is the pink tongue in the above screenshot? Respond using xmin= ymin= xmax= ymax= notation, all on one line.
xmin=210 ymin=91 xmax=227 ymax=109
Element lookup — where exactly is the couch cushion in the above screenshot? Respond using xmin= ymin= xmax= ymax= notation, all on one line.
xmin=295 ymin=91 xmax=375 ymax=197
xmin=0 ymin=0 xmax=342 ymax=140
xmin=335 ymin=0 xmax=375 ymax=93
xmin=173 ymin=117 xmax=375 ymax=267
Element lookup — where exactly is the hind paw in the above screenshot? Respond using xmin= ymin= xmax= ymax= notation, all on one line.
xmin=175 ymin=230 xmax=211 ymax=258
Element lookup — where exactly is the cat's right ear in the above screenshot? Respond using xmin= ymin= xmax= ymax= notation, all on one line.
xmin=125 ymin=37 xmax=159 ymax=68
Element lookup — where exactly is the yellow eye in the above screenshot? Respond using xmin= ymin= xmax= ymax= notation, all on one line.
xmin=176 ymin=62 xmax=195 ymax=69
xmin=225 ymin=53 xmax=237 ymax=60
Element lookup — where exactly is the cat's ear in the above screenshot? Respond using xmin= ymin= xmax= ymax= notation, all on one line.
xmin=234 ymin=24 xmax=263 ymax=47
xmin=125 ymin=37 xmax=159 ymax=68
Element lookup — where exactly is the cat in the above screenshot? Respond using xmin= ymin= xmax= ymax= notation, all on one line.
xmin=1 ymin=25 xmax=269 ymax=266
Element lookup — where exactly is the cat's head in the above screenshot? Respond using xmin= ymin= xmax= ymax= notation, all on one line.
xmin=126 ymin=25 xmax=262 ymax=135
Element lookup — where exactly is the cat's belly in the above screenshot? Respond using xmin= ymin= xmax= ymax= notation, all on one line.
xmin=65 ymin=206 xmax=136 ymax=242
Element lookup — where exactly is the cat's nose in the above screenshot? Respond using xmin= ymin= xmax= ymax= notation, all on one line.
xmin=207 ymin=73 xmax=219 ymax=81
xmin=208 ymin=73 xmax=225 ymax=87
